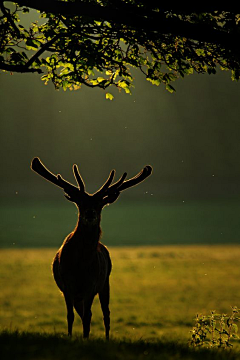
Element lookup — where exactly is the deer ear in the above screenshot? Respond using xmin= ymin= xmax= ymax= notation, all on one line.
xmin=102 ymin=191 xmax=120 ymax=207
xmin=64 ymin=194 xmax=75 ymax=202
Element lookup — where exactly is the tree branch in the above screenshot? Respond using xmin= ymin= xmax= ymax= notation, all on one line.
xmin=0 ymin=1 xmax=20 ymax=36
xmin=0 ymin=34 xmax=64 ymax=74
xmin=0 ymin=62 xmax=43 ymax=73
xmin=12 ymin=1 xmax=238 ymax=53
xmin=26 ymin=34 xmax=60 ymax=67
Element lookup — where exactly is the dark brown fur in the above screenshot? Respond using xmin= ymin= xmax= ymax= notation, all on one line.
xmin=31 ymin=157 xmax=152 ymax=339
xmin=52 ymin=217 xmax=112 ymax=338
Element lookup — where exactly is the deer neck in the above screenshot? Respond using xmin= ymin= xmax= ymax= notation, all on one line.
xmin=74 ymin=215 xmax=102 ymax=250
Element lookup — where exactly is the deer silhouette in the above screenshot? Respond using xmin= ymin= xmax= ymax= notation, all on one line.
xmin=31 ymin=157 xmax=152 ymax=339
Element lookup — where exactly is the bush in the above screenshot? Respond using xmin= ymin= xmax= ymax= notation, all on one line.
xmin=190 ymin=306 xmax=240 ymax=348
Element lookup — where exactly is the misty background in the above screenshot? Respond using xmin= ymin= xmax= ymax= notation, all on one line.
xmin=1 ymin=67 xmax=240 ymax=247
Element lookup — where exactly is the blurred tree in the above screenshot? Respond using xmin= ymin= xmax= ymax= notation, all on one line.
xmin=1 ymin=2 xmax=240 ymax=97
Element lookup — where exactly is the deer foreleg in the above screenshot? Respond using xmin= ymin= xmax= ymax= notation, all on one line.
xmin=99 ymin=279 xmax=110 ymax=340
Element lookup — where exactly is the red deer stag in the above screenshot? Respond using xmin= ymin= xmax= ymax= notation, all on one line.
xmin=31 ymin=157 xmax=152 ymax=339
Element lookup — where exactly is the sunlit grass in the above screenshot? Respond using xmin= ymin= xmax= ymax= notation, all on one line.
xmin=1 ymin=246 xmax=240 ymax=359
xmin=1 ymin=246 xmax=240 ymax=345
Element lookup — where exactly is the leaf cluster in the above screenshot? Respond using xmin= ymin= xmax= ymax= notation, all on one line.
xmin=1 ymin=2 xmax=240 ymax=97
xmin=190 ymin=306 xmax=240 ymax=349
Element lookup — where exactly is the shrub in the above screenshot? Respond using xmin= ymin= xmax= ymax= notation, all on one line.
xmin=190 ymin=306 xmax=240 ymax=348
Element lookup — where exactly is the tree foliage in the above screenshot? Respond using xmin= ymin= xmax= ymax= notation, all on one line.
xmin=1 ymin=1 xmax=240 ymax=97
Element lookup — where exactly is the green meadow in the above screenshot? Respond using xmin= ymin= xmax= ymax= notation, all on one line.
xmin=1 ymin=245 xmax=240 ymax=359
xmin=1 ymin=201 xmax=240 ymax=359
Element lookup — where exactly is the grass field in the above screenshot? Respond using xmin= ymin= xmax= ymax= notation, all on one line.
xmin=1 ymin=245 xmax=240 ymax=359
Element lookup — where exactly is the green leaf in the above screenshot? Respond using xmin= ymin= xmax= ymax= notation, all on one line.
xmin=41 ymin=74 xmax=49 ymax=80
xmin=196 ymin=49 xmax=205 ymax=56
xmin=62 ymin=80 xmax=70 ymax=91
xmin=207 ymin=67 xmax=216 ymax=75
xmin=90 ymin=79 xmax=99 ymax=86
xmin=106 ymin=93 xmax=114 ymax=100
xmin=25 ymin=38 xmax=39 ymax=50
xmin=97 ymin=77 xmax=106 ymax=82
xmin=232 ymin=323 xmax=238 ymax=333
xmin=22 ymin=7 xmax=30 ymax=13
xmin=166 ymin=84 xmax=176 ymax=93
xmin=87 ymin=69 xmax=95 ymax=76
xmin=146 ymin=76 xmax=161 ymax=86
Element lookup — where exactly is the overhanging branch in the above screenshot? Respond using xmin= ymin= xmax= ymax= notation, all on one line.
xmin=0 ymin=62 xmax=43 ymax=73
xmin=13 ymin=1 xmax=237 ymax=51
xmin=26 ymin=34 xmax=60 ymax=68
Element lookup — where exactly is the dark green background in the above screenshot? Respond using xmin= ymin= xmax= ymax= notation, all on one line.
xmin=1 ymin=67 xmax=240 ymax=247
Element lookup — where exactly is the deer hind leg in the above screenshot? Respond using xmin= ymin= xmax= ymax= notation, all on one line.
xmin=99 ymin=278 xmax=110 ymax=340
xmin=73 ymin=299 xmax=84 ymax=321
xmin=63 ymin=293 xmax=74 ymax=336
xmin=82 ymin=296 xmax=94 ymax=339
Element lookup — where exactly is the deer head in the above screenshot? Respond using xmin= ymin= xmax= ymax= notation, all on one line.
xmin=31 ymin=157 xmax=152 ymax=226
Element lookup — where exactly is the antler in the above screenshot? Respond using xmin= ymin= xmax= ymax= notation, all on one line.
xmin=73 ymin=164 xmax=85 ymax=193
xmin=116 ymin=165 xmax=152 ymax=192
xmin=97 ymin=165 xmax=153 ymax=205
xmin=31 ymin=158 xmax=153 ymax=205
xmin=31 ymin=157 xmax=85 ymax=200
xmin=95 ymin=170 xmax=116 ymax=196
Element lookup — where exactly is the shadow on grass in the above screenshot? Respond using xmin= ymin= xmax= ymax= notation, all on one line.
xmin=1 ymin=330 xmax=240 ymax=360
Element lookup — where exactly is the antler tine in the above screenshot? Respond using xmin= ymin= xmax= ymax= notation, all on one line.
xmin=31 ymin=157 xmax=60 ymax=187
xmin=56 ymin=174 xmax=80 ymax=196
xmin=117 ymin=165 xmax=153 ymax=192
xmin=95 ymin=170 xmax=115 ymax=196
xmin=101 ymin=166 xmax=152 ymax=206
xmin=31 ymin=157 xmax=79 ymax=196
xmin=107 ymin=172 xmax=127 ymax=192
xmin=73 ymin=164 xmax=85 ymax=193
